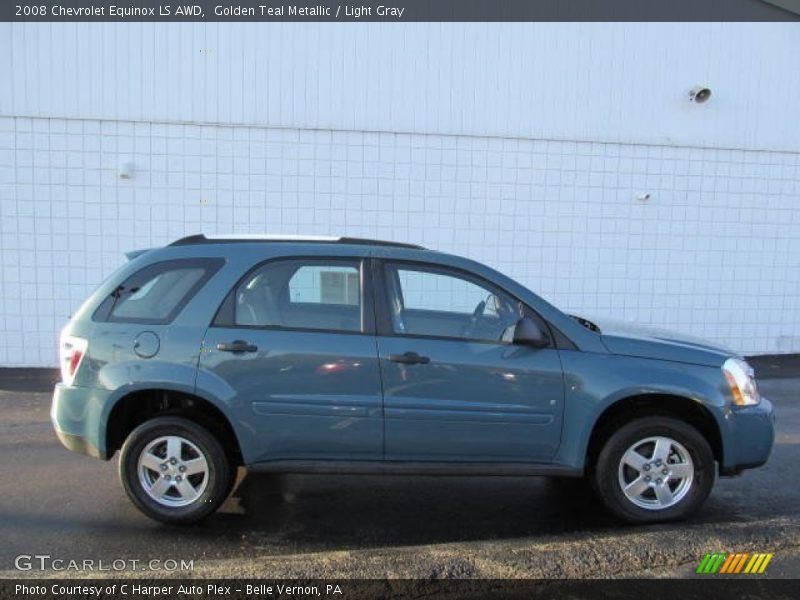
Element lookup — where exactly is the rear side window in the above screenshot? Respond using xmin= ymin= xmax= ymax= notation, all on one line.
xmin=220 ymin=259 xmax=363 ymax=333
xmin=289 ymin=265 xmax=360 ymax=306
xmin=93 ymin=259 xmax=223 ymax=324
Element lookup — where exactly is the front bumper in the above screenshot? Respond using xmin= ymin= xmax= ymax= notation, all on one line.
xmin=51 ymin=383 xmax=111 ymax=460
xmin=719 ymin=397 xmax=775 ymax=476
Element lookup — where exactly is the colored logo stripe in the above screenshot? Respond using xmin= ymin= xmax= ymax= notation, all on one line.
xmin=744 ymin=554 xmax=773 ymax=574
xmin=697 ymin=553 xmax=727 ymax=573
xmin=699 ymin=552 xmax=773 ymax=574
xmin=719 ymin=553 xmax=736 ymax=573
xmin=720 ymin=553 xmax=748 ymax=573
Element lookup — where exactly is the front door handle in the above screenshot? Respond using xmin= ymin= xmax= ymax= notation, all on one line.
xmin=387 ymin=351 xmax=430 ymax=365
xmin=217 ymin=340 xmax=258 ymax=353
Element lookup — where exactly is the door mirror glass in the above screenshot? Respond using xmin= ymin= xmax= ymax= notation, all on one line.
xmin=512 ymin=317 xmax=550 ymax=348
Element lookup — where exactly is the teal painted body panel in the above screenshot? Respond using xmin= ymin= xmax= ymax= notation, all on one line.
xmin=51 ymin=383 xmax=111 ymax=458
xmin=51 ymin=237 xmax=775 ymax=477
xmin=554 ymin=351 xmax=728 ymax=469
xmin=200 ymin=328 xmax=383 ymax=463
xmin=378 ymin=336 xmax=564 ymax=461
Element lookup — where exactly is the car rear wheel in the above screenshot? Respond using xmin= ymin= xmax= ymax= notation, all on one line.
xmin=119 ymin=416 xmax=233 ymax=524
xmin=592 ymin=416 xmax=715 ymax=523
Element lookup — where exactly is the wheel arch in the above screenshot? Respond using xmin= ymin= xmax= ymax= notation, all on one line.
xmin=105 ymin=386 xmax=244 ymax=465
xmin=584 ymin=393 xmax=723 ymax=473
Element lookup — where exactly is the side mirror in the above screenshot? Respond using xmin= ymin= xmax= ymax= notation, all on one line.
xmin=513 ymin=317 xmax=550 ymax=348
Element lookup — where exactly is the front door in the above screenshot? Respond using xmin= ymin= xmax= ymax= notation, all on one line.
xmin=200 ymin=257 xmax=383 ymax=463
xmin=376 ymin=261 xmax=565 ymax=462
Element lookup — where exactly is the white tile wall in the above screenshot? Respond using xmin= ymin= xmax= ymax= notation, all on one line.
xmin=4 ymin=23 xmax=800 ymax=153
xmin=1 ymin=116 xmax=799 ymax=366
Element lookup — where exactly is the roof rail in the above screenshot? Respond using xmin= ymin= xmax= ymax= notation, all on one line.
xmin=169 ymin=234 xmax=426 ymax=250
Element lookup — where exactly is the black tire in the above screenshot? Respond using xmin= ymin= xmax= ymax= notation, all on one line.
xmin=119 ymin=416 xmax=234 ymax=525
xmin=592 ymin=416 xmax=715 ymax=524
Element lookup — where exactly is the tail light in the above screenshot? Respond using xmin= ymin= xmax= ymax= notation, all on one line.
xmin=60 ymin=334 xmax=88 ymax=386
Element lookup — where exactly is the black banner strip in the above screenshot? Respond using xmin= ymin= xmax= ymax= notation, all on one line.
xmin=2 ymin=0 xmax=800 ymax=23
xmin=2 ymin=579 xmax=799 ymax=600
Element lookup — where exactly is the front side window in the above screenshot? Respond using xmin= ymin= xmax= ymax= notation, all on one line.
xmin=384 ymin=264 xmax=522 ymax=342
xmin=234 ymin=259 xmax=362 ymax=333
xmin=94 ymin=259 xmax=222 ymax=324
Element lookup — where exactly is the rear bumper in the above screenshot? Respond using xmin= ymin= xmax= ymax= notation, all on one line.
xmin=51 ymin=383 xmax=110 ymax=460
xmin=54 ymin=429 xmax=102 ymax=459
xmin=719 ymin=397 xmax=775 ymax=476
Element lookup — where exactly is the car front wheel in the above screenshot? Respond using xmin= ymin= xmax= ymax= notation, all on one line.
xmin=119 ymin=416 xmax=234 ymax=524
xmin=593 ymin=416 xmax=715 ymax=523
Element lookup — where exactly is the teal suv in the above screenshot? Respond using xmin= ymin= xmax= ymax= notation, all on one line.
xmin=52 ymin=235 xmax=775 ymax=524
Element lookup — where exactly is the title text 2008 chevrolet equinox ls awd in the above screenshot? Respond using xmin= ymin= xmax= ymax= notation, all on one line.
xmin=52 ymin=235 xmax=775 ymax=524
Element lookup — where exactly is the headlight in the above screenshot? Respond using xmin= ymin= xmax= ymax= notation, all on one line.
xmin=722 ymin=358 xmax=760 ymax=407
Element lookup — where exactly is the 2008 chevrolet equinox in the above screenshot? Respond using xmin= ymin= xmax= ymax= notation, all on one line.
xmin=52 ymin=234 xmax=775 ymax=524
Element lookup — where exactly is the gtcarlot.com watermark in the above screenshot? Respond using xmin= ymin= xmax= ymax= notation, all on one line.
xmin=14 ymin=554 xmax=194 ymax=572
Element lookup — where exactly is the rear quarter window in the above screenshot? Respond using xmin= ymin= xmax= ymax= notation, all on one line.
xmin=93 ymin=258 xmax=223 ymax=324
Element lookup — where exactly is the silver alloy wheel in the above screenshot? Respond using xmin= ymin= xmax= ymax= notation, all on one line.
xmin=617 ymin=436 xmax=694 ymax=510
xmin=138 ymin=435 xmax=209 ymax=507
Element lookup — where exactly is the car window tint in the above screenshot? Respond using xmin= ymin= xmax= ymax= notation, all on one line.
xmin=112 ymin=268 xmax=206 ymax=320
xmin=398 ymin=269 xmax=489 ymax=314
xmin=93 ymin=258 xmax=223 ymax=325
xmin=386 ymin=265 xmax=520 ymax=342
xmin=289 ymin=265 xmax=360 ymax=306
xmin=235 ymin=260 xmax=361 ymax=332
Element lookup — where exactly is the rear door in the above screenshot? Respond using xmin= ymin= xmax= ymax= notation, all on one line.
xmin=200 ymin=257 xmax=383 ymax=463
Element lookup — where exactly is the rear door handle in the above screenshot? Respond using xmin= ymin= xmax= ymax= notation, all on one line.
xmin=387 ymin=351 xmax=430 ymax=365
xmin=217 ymin=340 xmax=258 ymax=353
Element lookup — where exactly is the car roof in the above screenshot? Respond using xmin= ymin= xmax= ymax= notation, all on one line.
xmin=169 ymin=234 xmax=425 ymax=250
